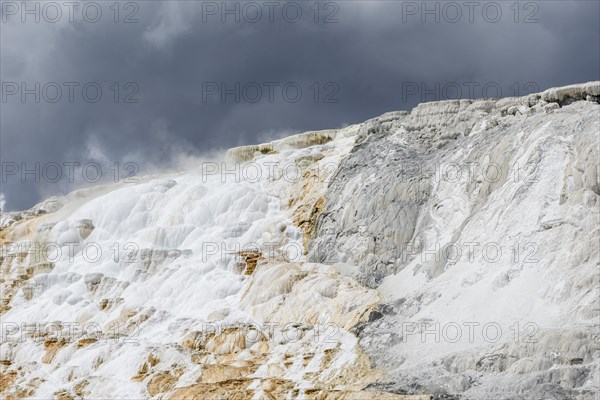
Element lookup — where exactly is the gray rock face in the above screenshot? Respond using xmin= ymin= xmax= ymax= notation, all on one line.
xmin=309 ymin=82 xmax=600 ymax=398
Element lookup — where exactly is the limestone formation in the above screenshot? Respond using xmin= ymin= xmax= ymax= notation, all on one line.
xmin=0 ymin=82 xmax=598 ymax=399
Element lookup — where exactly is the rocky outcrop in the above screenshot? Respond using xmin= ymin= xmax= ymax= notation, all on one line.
xmin=308 ymin=81 xmax=600 ymax=398
xmin=0 ymin=82 xmax=598 ymax=399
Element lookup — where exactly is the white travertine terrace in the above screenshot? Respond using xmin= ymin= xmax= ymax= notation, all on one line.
xmin=0 ymin=82 xmax=598 ymax=399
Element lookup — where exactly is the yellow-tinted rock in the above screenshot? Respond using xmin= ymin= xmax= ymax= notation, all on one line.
xmin=147 ymin=371 xmax=177 ymax=397
xmin=42 ymin=338 xmax=67 ymax=364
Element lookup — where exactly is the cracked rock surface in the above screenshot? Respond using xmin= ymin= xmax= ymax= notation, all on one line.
xmin=309 ymin=82 xmax=599 ymax=399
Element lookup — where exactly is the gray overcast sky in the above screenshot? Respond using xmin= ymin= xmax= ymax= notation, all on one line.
xmin=1 ymin=0 xmax=599 ymax=211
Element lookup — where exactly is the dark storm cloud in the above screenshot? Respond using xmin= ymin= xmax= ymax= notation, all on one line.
xmin=1 ymin=0 xmax=599 ymax=211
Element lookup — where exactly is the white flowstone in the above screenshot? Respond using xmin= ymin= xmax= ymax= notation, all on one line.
xmin=0 ymin=81 xmax=598 ymax=399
